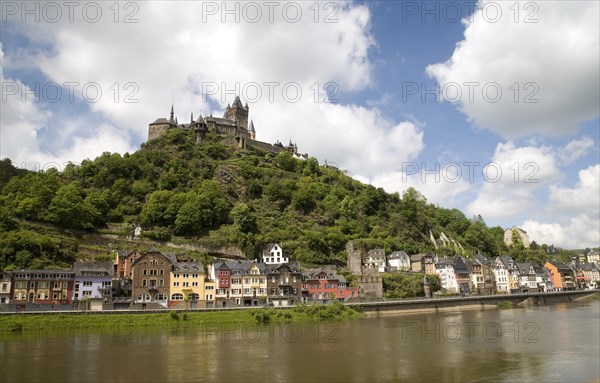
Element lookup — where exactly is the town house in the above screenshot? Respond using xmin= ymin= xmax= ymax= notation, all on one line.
xmin=267 ymin=263 xmax=302 ymax=307
xmin=170 ymin=261 xmax=214 ymax=309
xmin=302 ymin=268 xmax=357 ymax=302
xmin=73 ymin=262 xmax=114 ymax=310
xmin=131 ymin=249 xmax=175 ymax=308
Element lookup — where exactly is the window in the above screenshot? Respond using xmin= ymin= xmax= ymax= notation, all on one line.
xmin=183 ymin=282 xmax=189 ymax=287
xmin=174 ymin=282 xmax=180 ymax=287
xmin=155 ymin=294 xmax=166 ymax=301
xmin=83 ymin=291 xmax=92 ymax=297
xmin=142 ymin=279 xmax=147 ymax=287
xmin=143 ymin=270 xmax=147 ymax=276
xmin=171 ymin=293 xmax=184 ymax=301
xmin=174 ymin=273 xmax=180 ymax=278
xmin=192 ymin=282 xmax=198 ymax=287
xmin=83 ymin=281 xmax=93 ymax=287
xmin=193 ymin=273 xmax=198 ymax=278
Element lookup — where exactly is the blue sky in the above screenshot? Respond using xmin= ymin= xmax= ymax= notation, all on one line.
xmin=1 ymin=1 xmax=598 ymax=248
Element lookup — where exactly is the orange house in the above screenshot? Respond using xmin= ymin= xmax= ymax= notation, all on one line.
xmin=544 ymin=260 xmax=576 ymax=291
xmin=115 ymin=250 xmax=143 ymax=278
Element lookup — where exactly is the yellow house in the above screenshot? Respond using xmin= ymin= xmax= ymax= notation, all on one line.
xmin=169 ymin=261 xmax=214 ymax=309
xmin=241 ymin=263 xmax=267 ymax=306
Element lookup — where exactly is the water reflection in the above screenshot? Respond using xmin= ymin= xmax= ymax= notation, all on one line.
xmin=1 ymin=301 xmax=598 ymax=382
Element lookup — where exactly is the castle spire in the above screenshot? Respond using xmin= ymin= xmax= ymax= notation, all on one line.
xmin=169 ymin=104 xmax=175 ymax=124
xmin=191 ymin=113 xmax=194 ymax=124
xmin=249 ymin=120 xmax=256 ymax=140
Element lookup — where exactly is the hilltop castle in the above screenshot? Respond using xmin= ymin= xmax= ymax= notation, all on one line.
xmin=148 ymin=96 xmax=305 ymax=157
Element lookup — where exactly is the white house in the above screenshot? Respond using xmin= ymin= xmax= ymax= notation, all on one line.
xmin=262 ymin=243 xmax=289 ymax=264
xmin=364 ymin=249 xmax=387 ymax=273
xmin=587 ymin=251 xmax=600 ymax=264
xmin=492 ymin=263 xmax=509 ymax=293
xmin=435 ymin=259 xmax=458 ymax=293
xmin=534 ymin=265 xmax=553 ymax=292
xmin=387 ymin=251 xmax=411 ymax=271
xmin=517 ymin=263 xmax=539 ymax=291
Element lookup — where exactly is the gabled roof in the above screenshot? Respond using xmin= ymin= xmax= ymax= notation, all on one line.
xmin=436 ymin=257 xmax=455 ymax=266
xmin=172 ymin=261 xmax=204 ymax=272
xmin=266 ymin=262 xmax=301 ymax=275
xmin=302 ymin=268 xmax=347 ymax=283
xmin=475 ymin=253 xmax=492 ymax=265
xmin=388 ymin=251 xmax=408 ymax=259
xmin=497 ymin=256 xmax=516 ymax=269
xmin=73 ymin=261 xmax=114 ymax=277
xmin=516 ymin=262 xmax=535 ymax=275
xmin=133 ymin=249 xmax=176 ymax=266
xmin=547 ymin=259 xmax=574 ymax=271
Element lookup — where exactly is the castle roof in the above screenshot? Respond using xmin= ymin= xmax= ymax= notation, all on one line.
xmin=205 ymin=116 xmax=238 ymax=127
xmin=249 ymin=120 xmax=255 ymax=132
xmin=150 ymin=118 xmax=170 ymax=125
xmin=232 ymin=96 xmax=243 ymax=108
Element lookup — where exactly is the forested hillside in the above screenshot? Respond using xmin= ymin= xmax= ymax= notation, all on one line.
xmin=0 ymin=129 xmax=558 ymax=269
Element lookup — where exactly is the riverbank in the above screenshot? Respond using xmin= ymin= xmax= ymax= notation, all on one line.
xmin=0 ymin=302 xmax=361 ymax=336
xmin=351 ymin=290 xmax=599 ymax=317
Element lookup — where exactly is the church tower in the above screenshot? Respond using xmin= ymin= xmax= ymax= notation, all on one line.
xmin=224 ymin=96 xmax=249 ymax=129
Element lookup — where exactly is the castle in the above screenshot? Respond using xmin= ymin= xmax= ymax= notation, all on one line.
xmin=148 ymin=96 xmax=305 ymax=157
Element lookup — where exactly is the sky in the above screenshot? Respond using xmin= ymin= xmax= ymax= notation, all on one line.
xmin=0 ymin=0 xmax=599 ymax=249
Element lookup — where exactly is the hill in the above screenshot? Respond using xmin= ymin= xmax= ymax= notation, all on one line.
xmin=0 ymin=129 xmax=557 ymax=270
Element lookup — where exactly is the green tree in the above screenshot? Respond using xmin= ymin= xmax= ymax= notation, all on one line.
xmin=47 ymin=181 xmax=96 ymax=229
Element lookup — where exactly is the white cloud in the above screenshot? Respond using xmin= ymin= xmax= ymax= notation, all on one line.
xmin=558 ymin=137 xmax=595 ymax=165
xmin=467 ymin=141 xmax=559 ymax=218
xmin=0 ymin=43 xmax=136 ymax=169
xmin=427 ymin=0 xmax=600 ymax=138
xmin=1 ymin=1 xmax=424 ymax=177
xmin=548 ymin=164 xmax=600 ymax=214
xmin=370 ymin=169 xmax=472 ymax=207
xmin=522 ymin=214 xmax=600 ymax=249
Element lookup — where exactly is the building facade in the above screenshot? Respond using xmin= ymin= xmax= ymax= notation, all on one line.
xmin=170 ymin=261 xmax=214 ymax=309
xmin=9 ymin=270 xmax=74 ymax=306
xmin=302 ymin=269 xmax=357 ymax=302
xmin=73 ymin=262 xmax=114 ymax=309
xmin=266 ymin=263 xmax=302 ymax=307
xmin=1 ymin=272 xmax=11 ymax=304
xmin=262 ymin=243 xmax=288 ymax=264
xmin=131 ymin=250 xmax=175 ymax=308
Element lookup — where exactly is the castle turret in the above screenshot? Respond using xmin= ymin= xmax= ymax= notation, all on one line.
xmin=249 ymin=120 xmax=256 ymax=140
xmin=169 ymin=105 xmax=175 ymax=124
xmin=225 ymin=96 xmax=249 ymax=129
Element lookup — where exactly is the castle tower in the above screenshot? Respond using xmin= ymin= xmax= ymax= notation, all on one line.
xmin=423 ymin=274 xmax=431 ymax=298
xmin=224 ymin=96 xmax=249 ymax=129
xmin=169 ymin=105 xmax=175 ymax=124
xmin=249 ymin=120 xmax=256 ymax=140
xmin=346 ymin=241 xmax=363 ymax=276
xmin=148 ymin=106 xmax=177 ymax=141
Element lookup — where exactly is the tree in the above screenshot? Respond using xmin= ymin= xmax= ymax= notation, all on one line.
xmin=47 ymin=182 xmax=96 ymax=229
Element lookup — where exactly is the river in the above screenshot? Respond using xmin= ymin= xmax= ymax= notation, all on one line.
xmin=1 ymin=301 xmax=598 ymax=382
